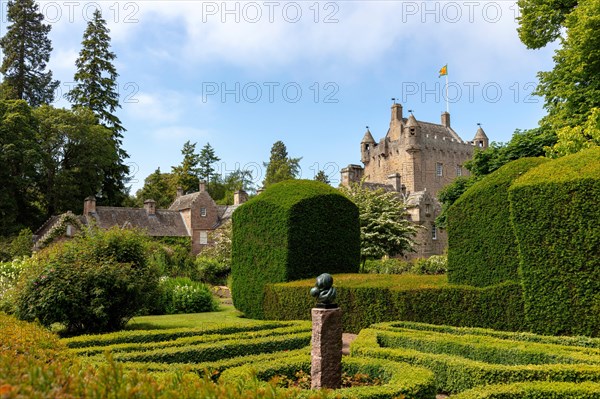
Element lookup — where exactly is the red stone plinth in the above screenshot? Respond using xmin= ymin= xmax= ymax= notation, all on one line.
xmin=311 ymin=307 xmax=342 ymax=389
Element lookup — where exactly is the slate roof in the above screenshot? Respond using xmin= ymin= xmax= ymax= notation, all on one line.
xmin=405 ymin=191 xmax=434 ymax=207
xmin=85 ymin=207 xmax=189 ymax=237
xmin=169 ymin=192 xmax=200 ymax=211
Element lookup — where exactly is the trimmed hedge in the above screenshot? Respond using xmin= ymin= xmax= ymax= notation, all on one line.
xmin=0 ymin=313 xmax=325 ymax=398
xmin=110 ymin=331 xmax=311 ymax=363
xmin=264 ymin=274 xmax=525 ymax=333
xmin=351 ymin=328 xmax=600 ymax=394
xmin=220 ymin=353 xmax=436 ymax=399
xmin=375 ymin=321 xmax=600 ymax=348
xmin=231 ymin=180 xmax=360 ymax=319
xmin=447 ymin=157 xmax=549 ymax=287
xmin=509 ymin=147 xmax=600 ymax=336
xmin=71 ymin=323 xmax=311 ymax=356
xmin=453 ymin=381 xmax=600 ymax=399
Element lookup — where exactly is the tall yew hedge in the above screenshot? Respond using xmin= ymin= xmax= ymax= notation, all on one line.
xmin=509 ymin=147 xmax=600 ymax=336
xmin=231 ymin=180 xmax=360 ymax=319
xmin=447 ymin=157 xmax=549 ymax=287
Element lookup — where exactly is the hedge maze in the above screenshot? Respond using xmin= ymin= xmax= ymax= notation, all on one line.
xmin=351 ymin=321 xmax=600 ymax=397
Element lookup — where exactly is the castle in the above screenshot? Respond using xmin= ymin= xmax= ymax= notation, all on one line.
xmin=341 ymin=101 xmax=489 ymax=258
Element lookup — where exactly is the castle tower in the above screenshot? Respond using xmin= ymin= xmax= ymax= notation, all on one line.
xmin=405 ymin=114 xmax=422 ymax=152
xmin=473 ymin=125 xmax=489 ymax=149
xmin=361 ymin=127 xmax=376 ymax=164
xmin=388 ymin=102 xmax=404 ymax=140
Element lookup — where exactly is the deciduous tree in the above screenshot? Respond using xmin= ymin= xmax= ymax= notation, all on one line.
xmin=339 ymin=182 xmax=418 ymax=270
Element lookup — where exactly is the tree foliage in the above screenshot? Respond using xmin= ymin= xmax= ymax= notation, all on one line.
xmin=517 ymin=0 xmax=578 ymax=49
xmin=34 ymin=105 xmax=118 ymax=215
xmin=0 ymin=100 xmax=43 ymax=235
xmin=198 ymin=142 xmax=221 ymax=194
xmin=314 ymin=170 xmax=331 ymax=185
xmin=171 ymin=141 xmax=201 ymax=194
xmin=339 ymin=182 xmax=418 ymax=268
xmin=534 ymin=0 xmax=600 ymax=155
xmin=133 ymin=168 xmax=177 ymax=208
xmin=262 ymin=141 xmax=301 ymax=188
xmin=66 ymin=9 xmax=129 ymax=206
xmin=0 ymin=0 xmax=59 ymax=106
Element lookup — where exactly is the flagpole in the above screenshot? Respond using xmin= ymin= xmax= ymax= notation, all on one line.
xmin=445 ymin=73 xmax=449 ymax=114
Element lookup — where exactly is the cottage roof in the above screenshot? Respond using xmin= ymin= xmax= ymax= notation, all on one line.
xmin=405 ymin=190 xmax=434 ymax=207
xmin=86 ymin=207 xmax=189 ymax=237
xmin=169 ymin=190 xmax=217 ymax=212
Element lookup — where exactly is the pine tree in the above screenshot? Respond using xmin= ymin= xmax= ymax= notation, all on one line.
xmin=198 ymin=143 xmax=221 ymax=193
xmin=171 ymin=141 xmax=201 ymax=194
xmin=67 ymin=9 xmax=129 ymax=205
xmin=314 ymin=170 xmax=331 ymax=185
xmin=262 ymin=141 xmax=301 ymax=188
xmin=0 ymin=0 xmax=59 ymax=106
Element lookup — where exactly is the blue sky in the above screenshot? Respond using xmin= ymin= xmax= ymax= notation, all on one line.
xmin=1 ymin=0 xmax=558 ymax=192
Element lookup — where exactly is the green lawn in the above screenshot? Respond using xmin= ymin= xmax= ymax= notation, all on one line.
xmin=125 ymin=303 xmax=266 ymax=330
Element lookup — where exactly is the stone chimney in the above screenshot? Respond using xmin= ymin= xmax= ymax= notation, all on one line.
xmin=387 ymin=173 xmax=402 ymax=192
xmin=234 ymin=190 xmax=248 ymax=205
xmin=84 ymin=196 xmax=96 ymax=214
xmin=176 ymin=187 xmax=183 ymax=197
xmin=199 ymin=181 xmax=206 ymax=192
xmin=144 ymin=199 xmax=156 ymax=215
xmin=441 ymin=112 xmax=450 ymax=128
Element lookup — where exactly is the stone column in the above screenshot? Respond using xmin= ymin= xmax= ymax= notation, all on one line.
xmin=311 ymin=307 xmax=342 ymax=390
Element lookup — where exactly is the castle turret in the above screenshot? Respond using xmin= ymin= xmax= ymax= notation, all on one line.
xmin=361 ymin=127 xmax=376 ymax=163
xmin=391 ymin=102 xmax=403 ymax=123
xmin=473 ymin=125 xmax=489 ymax=149
xmin=405 ymin=114 xmax=421 ymax=152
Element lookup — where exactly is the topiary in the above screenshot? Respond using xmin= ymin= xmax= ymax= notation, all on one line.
xmin=509 ymin=147 xmax=600 ymax=336
xmin=231 ymin=180 xmax=360 ymax=319
xmin=447 ymin=157 xmax=549 ymax=287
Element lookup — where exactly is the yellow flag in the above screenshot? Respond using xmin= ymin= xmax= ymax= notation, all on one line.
xmin=439 ymin=64 xmax=448 ymax=77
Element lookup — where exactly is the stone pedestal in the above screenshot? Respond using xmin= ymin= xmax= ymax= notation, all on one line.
xmin=311 ymin=307 xmax=342 ymax=389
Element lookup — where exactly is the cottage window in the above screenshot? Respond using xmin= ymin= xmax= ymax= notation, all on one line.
xmin=456 ymin=165 xmax=462 ymax=176
xmin=199 ymin=231 xmax=208 ymax=245
xmin=201 ymin=207 xmax=207 ymax=217
xmin=436 ymin=162 xmax=443 ymax=177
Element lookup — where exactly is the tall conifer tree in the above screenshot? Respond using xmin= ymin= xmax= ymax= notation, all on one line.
xmin=0 ymin=0 xmax=59 ymax=106
xmin=67 ymin=9 xmax=129 ymax=205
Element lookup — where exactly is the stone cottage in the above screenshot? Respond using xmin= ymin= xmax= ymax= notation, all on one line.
xmin=341 ymin=101 xmax=489 ymax=258
xmin=33 ymin=182 xmax=248 ymax=254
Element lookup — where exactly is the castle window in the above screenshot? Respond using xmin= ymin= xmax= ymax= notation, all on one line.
xmin=201 ymin=207 xmax=207 ymax=217
xmin=456 ymin=165 xmax=462 ymax=176
xmin=436 ymin=163 xmax=443 ymax=177
xmin=425 ymin=204 xmax=431 ymax=215
xmin=432 ymin=224 xmax=438 ymax=240
xmin=199 ymin=231 xmax=208 ymax=245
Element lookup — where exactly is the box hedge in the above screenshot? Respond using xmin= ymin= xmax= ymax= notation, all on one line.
xmin=509 ymin=147 xmax=600 ymax=337
xmin=351 ymin=328 xmax=600 ymax=394
xmin=231 ymin=180 xmax=360 ymax=319
xmin=447 ymin=157 xmax=549 ymax=287
xmin=453 ymin=381 xmax=600 ymax=399
xmin=220 ymin=353 xmax=436 ymax=399
xmin=263 ymin=274 xmax=525 ymax=333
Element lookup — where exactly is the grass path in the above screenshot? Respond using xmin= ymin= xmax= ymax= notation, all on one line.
xmin=125 ymin=303 xmax=265 ymax=330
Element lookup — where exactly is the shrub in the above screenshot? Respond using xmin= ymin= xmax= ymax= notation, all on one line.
xmin=447 ymin=157 xmax=549 ymax=287
xmin=362 ymin=257 xmax=414 ymax=274
xmin=220 ymin=354 xmax=436 ymax=399
xmin=411 ymin=255 xmax=447 ymax=275
xmin=147 ymin=238 xmax=198 ymax=280
xmin=150 ymin=277 xmax=219 ymax=315
xmin=264 ymin=274 xmax=525 ymax=333
xmin=15 ymin=227 xmax=159 ymax=334
xmin=232 ymin=180 xmax=360 ymax=319
xmin=509 ymin=147 xmax=600 ymax=336
xmin=196 ymin=256 xmax=230 ymax=286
